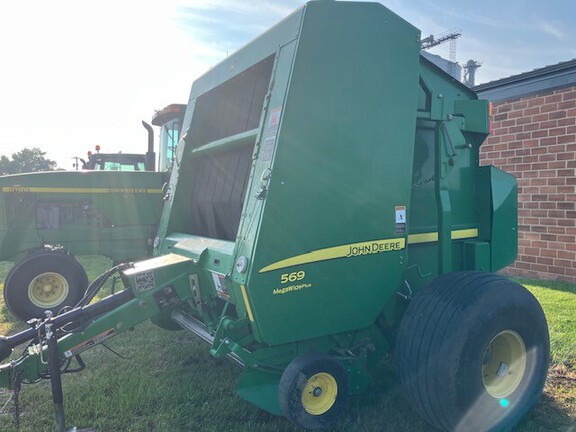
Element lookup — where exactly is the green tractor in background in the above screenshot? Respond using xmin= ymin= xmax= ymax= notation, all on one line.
xmin=0 ymin=104 xmax=185 ymax=321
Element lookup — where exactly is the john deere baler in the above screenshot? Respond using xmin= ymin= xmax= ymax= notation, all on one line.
xmin=0 ymin=2 xmax=548 ymax=431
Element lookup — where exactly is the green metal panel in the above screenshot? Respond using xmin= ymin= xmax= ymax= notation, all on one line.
xmin=246 ymin=1 xmax=421 ymax=345
xmin=489 ymin=167 xmax=518 ymax=269
xmin=454 ymin=99 xmax=491 ymax=134
xmin=475 ymin=165 xmax=518 ymax=271
xmin=463 ymin=241 xmax=491 ymax=271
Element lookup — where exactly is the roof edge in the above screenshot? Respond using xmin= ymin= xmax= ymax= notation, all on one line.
xmin=473 ymin=59 xmax=576 ymax=102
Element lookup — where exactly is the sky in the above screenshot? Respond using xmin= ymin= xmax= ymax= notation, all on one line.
xmin=1 ymin=0 xmax=575 ymax=169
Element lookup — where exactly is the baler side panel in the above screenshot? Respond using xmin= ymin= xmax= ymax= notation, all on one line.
xmin=155 ymin=8 xmax=304 ymax=249
xmin=231 ymin=40 xmax=301 ymax=330
xmin=249 ymin=2 xmax=422 ymax=345
xmin=152 ymin=10 xmax=305 ymax=335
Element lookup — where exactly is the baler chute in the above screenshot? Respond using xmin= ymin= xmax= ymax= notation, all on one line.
xmin=0 ymin=2 xmax=549 ymax=431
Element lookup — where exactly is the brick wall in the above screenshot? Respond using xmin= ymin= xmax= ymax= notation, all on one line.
xmin=479 ymin=85 xmax=576 ymax=282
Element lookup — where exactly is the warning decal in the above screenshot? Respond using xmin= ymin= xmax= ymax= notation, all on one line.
xmin=135 ymin=271 xmax=156 ymax=292
xmin=64 ymin=328 xmax=116 ymax=358
xmin=395 ymin=206 xmax=407 ymax=234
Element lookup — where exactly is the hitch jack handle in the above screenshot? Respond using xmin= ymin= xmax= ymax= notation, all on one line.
xmin=46 ymin=319 xmax=66 ymax=432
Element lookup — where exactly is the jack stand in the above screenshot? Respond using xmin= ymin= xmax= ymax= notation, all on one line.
xmin=46 ymin=319 xmax=66 ymax=432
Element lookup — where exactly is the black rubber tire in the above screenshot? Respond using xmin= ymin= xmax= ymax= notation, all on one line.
xmin=279 ymin=352 xmax=349 ymax=430
xmin=3 ymin=250 xmax=88 ymax=321
xmin=395 ymin=272 xmax=549 ymax=432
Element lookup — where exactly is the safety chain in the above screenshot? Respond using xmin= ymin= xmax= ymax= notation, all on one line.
xmin=10 ymin=364 xmax=21 ymax=431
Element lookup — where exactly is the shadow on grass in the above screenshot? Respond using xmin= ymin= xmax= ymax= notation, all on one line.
xmin=530 ymin=364 xmax=576 ymax=431
xmin=522 ymin=392 xmax=576 ymax=432
xmin=512 ymin=277 xmax=576 ymax=295
xmin=338 ymin=360 xmax=575 ymax=432
xmin=0 ymin=261 xmax=28 ymax=338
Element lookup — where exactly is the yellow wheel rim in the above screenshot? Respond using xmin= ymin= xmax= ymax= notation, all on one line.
xmin=28 ymin=272 xmax=69 ymax=308
xmin=301 ymin=372 xmax=338 ymax=415
xmin=482 ymin=330 xmax=527 ymax=398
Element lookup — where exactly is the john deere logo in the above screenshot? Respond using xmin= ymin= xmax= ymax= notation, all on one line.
xmin=346 ymin=240 xmax=405 ymax=257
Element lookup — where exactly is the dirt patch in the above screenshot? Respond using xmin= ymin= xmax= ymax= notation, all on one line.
xmin=546 ymin=364 xmax=576 ymax=414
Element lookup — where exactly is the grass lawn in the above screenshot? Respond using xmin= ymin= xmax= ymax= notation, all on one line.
xmin=0 ymin=257 xmax=574 ymax=432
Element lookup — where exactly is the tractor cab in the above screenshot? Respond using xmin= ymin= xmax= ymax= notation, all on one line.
xmin=75 ymin=104 xmax=186 ymax=173
xmin=152 ymin=104 xmax=186 ymax=172
xmin=81 ymin=150 xmax=147 ymax=171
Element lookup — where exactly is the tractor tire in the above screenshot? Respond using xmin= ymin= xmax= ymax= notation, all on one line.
xmin=395 ymin=272 xmax=549 ymax=432
xmin=279 ymin=352 xmax=349 ymax=430
xmin=3 ymin=250 xmax=88 ymax=321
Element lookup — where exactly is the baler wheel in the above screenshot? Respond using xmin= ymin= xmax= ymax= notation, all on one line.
xmin=3 ymin=250 xmax=88 ymax=321
xmin=279 ymin=352 xmax=349 ymax=430
xmin=394 ymin=272 xmax=549 ymax=432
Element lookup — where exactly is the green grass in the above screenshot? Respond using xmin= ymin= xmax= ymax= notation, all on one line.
xmin=0 ymin=259 xmax=574 ymax=431
xmin=519 ymin=279 xmax=576 ymax=366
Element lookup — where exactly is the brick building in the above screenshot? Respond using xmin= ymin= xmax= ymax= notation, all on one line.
xmin=474 ymin=59 xmax=576 ymax=282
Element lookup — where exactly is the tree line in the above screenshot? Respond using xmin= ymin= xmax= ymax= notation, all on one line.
xmin=0 ymin=147 xmax=57 ymax=175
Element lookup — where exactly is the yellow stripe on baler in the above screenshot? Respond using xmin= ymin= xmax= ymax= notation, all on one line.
xmin=258 ymin=229 xmax=478 ymax=273
xmin=407 ymin=228 xmax=478 ymax=244
xmin=2 ymin=186 xmax=162 ymax=194
xmin=240 ymin=285 xmax=255 ymax=322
